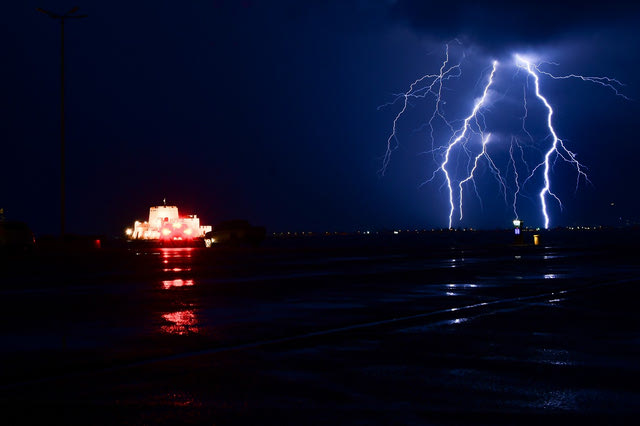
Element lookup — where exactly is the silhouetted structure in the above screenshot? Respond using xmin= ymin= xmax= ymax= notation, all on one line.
xmin=204 ymin=220 xmax=266 ymax=247
xmin=0 ymin=221 xmax=36 ymax=254
xmin=37 ymin=7 xmax=87 ymax=238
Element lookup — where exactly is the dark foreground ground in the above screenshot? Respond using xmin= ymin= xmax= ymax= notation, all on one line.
xmin=0 ymin=229 xmax=639 ymax=424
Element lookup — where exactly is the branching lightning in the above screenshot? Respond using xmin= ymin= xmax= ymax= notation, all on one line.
xmin=437 ymin=60 xmax=498 ymax=228
xmin=458 ymin=132 xmax=493 ymax=221
xmin=515 ymin=54 xmax=591 ymax=229
xmin=534 ymin=66 xmax=630 ymax=101
xmin=509 ymin=138 xmax=522 ymax=220
xmin=380 ymin=44 xmax=462 ymax=174
xmin=381 ymin=46 xmax=628 ymax=229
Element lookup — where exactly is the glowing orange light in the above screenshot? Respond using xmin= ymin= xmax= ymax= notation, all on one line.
xmin=162 ymin=228 xmax=171 ymax=236
xmin=184 ymin=228 xmax=192 ymax=235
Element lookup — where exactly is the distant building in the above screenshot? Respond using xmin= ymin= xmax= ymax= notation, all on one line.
xmin=127 ymin=204 xmax=211 ymax=240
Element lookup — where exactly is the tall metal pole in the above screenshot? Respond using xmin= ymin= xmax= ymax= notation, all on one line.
xmin=37 ymin=7 xmax=87 ymax=239
xmin=60 ymin=18 xmax=65 ymax=238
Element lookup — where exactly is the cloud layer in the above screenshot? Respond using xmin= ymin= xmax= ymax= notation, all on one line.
xmin=390 ymin=0 xmax=640 ymax=51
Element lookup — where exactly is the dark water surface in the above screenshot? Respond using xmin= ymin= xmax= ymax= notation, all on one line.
xmin=1 ymin=230 xmax=639 ymax=424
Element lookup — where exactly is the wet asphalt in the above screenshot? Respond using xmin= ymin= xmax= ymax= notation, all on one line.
xmin=0 ymin=230 xmax=639 ymax=424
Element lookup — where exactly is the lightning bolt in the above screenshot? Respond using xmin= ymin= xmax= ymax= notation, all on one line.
xmin=534 ymin=64 xmax=630 ymax=101
xmin=516 ymin=55 xmax=590 ymax=229
xmin=521 ymin=85 xmax=535 ymax=142
xmin=458 ymin=132 xmax=492 ymax=220
xmin=438 ymin=60 xmax=498 ymax=228
xmin=381 ymin=47 xmax=627 ymax=230
xmin=379 ymin=43 xmax=462 ymax=175
xmin=509 ymin=138 xmax=522 ymax=220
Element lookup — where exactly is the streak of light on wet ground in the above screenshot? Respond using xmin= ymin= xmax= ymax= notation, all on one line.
xmin=0 ymin=230 xmax=639 ymax=424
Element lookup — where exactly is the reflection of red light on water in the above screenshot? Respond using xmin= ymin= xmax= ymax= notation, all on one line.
xmin=162 ymin=279 xmax=195 ymax=289
xmin=161 ymin=310 xmax=198 ymax=335
xmin=162 ymin=268 xmax=191 ymax=272
xmin=160 ymin=247 xmax=193 ymax=257
xmin=160 ymin=247 xmax=194 ymax=269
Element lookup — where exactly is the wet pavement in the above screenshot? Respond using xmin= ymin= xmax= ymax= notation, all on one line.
xmin=0 ymin=230 xmax=639 ymax=424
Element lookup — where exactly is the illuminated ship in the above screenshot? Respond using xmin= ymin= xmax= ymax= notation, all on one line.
xmin=126 ymin=202 xmax=212 ymax=242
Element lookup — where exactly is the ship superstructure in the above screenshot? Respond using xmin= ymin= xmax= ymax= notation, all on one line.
xmin=127 ymin=204 xmax=211 ymax=240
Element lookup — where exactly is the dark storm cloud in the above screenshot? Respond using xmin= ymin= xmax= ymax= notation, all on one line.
xmin=390 ymin=0 xmax=640 ymax=51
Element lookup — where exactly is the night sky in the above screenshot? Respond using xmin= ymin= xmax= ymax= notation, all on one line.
xmin=2 ymin=1 xmax=639 ymax=236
